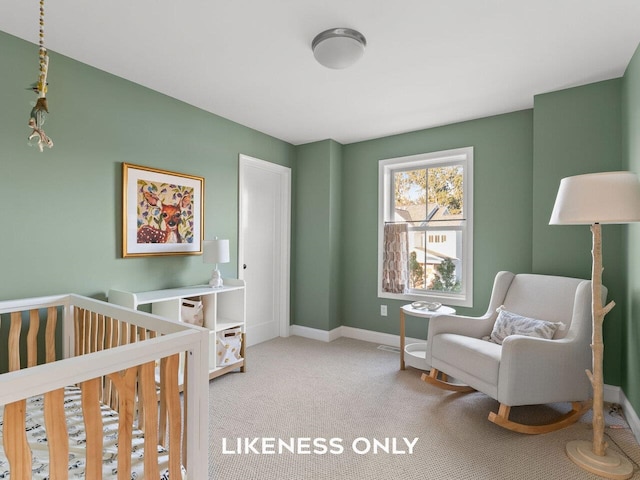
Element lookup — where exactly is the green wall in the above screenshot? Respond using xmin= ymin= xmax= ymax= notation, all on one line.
xmin=3 ymin=27 xmax=640 ymax=409
xmin=622 ymin=43 xmax=640 ymax=415
xmin=328 ymin=140 xmax=343 ymax=331
xmin=294 ymin=140 xmax=343 ymax=330
xmin=0 ymin=30 xmax=295 ymax=301
xmin=340 ymin=111 xmax=534 ymax=341
xmin=532 ymin=79 xmax=624 ymax=384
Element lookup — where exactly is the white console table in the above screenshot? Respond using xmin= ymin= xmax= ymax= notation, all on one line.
xmin=108 ymin=280 xmax=246 ymax=382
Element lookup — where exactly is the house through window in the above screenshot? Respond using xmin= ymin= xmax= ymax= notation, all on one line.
xmin=378 ymin=147 xmax=473 ymax=307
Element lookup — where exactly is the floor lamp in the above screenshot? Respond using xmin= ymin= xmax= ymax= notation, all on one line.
xmin=550 ymin=171 xmax=640 ymax=479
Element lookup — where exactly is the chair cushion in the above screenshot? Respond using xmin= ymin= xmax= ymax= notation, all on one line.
xmin=501 ymin=274 xmax=582 ymax=338
xmin=431 ymin=333 xmax=502 ymax=388
xmin=488 ymin=307 xmax=562 ymax=345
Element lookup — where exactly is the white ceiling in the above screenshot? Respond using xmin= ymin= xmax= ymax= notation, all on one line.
xmin=2 ymin=1 xmax=640 ymax=145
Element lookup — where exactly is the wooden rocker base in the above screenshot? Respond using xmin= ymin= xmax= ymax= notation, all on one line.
xmin=488 ymin=400 xmax=592 ymax=435
xmin=422 ymin=369 xmax=591 ymax=434
xmin=421 ymin=368 xmax=475 ymax=393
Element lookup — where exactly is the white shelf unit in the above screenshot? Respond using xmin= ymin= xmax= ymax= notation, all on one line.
xmin=108 ymin=279 xmax=246 ymax=382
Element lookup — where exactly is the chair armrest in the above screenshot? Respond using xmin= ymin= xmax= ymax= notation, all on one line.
xmin=498 ymin=335 xmax=591 ymax=405
xmin=428 ymin=313 xmax=495 ymax=339
xmin=425 ymin=314 xmax=495 ymax=365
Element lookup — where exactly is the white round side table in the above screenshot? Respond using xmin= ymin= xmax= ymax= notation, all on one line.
xmin=400 ymin=304 xmax=456 ymax=370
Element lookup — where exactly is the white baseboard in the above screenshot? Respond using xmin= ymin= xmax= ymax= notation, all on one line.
xmin=290 ymin=324 xmax=423 ymax=347
xmin=289 ymin=323 xmax=640 ymax=443
xmin=289 ymin=324 xmax=342 ymax=342
xmin=604 ymin=384 xmax=621 ymax=405
xmin=600 ymin=384 xmax=640 ymax=444
xmin=339 ymin=325 xmax=426 ymax=347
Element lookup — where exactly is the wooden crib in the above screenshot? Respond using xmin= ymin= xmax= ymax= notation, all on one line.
xmin=0 ymin=293 xmax=209 ymax=479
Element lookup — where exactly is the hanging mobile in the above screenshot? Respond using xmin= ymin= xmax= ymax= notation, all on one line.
xmin=28 ymin=0 xmax=53 ymax=152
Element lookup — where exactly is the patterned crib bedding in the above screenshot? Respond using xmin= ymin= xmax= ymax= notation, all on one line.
xmin=0 ymin=386 xmax=183 ymax=479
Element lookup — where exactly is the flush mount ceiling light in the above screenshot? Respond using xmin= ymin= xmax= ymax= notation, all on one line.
xmin=312 ymin=28 xmax=367 ymax=69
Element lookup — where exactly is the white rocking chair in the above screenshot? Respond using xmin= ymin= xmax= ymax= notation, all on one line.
xmin=423 ymin=271 xmax=601 ymax=434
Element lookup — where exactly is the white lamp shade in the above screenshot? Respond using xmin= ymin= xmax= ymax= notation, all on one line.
xmin=549 ymin=171 xmax=640 ymax=225
xmin=312 ymin=28 xmax=366 ymax=69
xmin=203 ymin=239 xmax=230 ymax=264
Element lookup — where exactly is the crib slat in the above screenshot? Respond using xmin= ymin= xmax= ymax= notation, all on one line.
xmin=9 ymin=312 xmax=22 ymax=371
xmin=46 ymin=306 xmax=57 ymax=363
xmin=3 ymin=401 xmax=32 ymax=479
xmin=85 ymin=311 xmax=95 ymax=355
xmin=79 ymin=308 xmax=88 ymax=355
xmin=158 ymin=385 xmax=168 ymax=446
xmin=44 ymin=388 xmax=69 ymax=480
xmin=134 ymin=327 xmax=147 ymax=430
xmin=161 ymin=354 xmax=182 ymax=479
xmin=27 ymin=309 xmax=40 ymax=367
xmin=119 ymin=320 xmax=128 ymax=348
xmin=109 ymin=319 xmax=120 ymax=410
xmin=86 ymin=312 xmax=93 ymax=353
xmin=92 ymin=313 xmax=99 ymax=352
xmin=82 ymin=378 xmax=104 ymax=480
xmin=102 ymin=317 xmax=119 ymax=409
xmin=129 ymin=323 xmax=137 ymax=344
xmin=74 ymin=307 xmax=83 ymax=355
xmin=97 ymin=314 xmax=106 ymax=352
xmin=102 ymin=316 xmax=112 ymax=405
xmin=105 ymin=315 xmax=114 ymax=351
xmin=140 ymin=361 xmax=160 ymax=479
xmin=107 ymin=367 xmax=137 ymax=480
xmin=158 ymin=359 xmax=168 ymax=447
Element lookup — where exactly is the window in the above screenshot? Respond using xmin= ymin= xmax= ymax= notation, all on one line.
xmin=378 ymin=147 xmax=473 ymax=307
xmin=428 ymin=234 xmax=447 ymax=243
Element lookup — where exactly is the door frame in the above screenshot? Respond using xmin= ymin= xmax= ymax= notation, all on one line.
xmin=238 ymin=154 xmax=291 ymax=338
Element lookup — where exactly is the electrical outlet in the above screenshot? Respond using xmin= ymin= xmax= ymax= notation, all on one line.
xmin=380 ymin=305 xmax=388 ymax=316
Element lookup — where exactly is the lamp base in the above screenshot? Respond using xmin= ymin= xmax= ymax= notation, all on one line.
xmin=209 ymin=268 xmax=223 ymax=288
xmin=566 ymin=440 xmax=633 ymax=480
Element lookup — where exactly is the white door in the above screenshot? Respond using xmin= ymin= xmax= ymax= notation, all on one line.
xmin=238 ymin=154 xmax=291 ymax=346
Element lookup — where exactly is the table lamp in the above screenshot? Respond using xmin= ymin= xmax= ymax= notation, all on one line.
xmin=203 ymin=238 xmax=230 ymax=288
xmin=550 ymin=171 xmax=640 ymax=479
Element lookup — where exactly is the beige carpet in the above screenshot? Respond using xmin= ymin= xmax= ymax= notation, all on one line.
xmin=208 ymin=336 xmax=640 ymax=479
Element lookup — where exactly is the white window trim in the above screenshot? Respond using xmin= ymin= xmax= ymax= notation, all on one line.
xmin=377 ymin=147 xmax=474 ymax=308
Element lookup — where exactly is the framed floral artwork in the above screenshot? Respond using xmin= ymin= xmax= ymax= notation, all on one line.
xmin=122 ymin=163 xmax=204 ymax=257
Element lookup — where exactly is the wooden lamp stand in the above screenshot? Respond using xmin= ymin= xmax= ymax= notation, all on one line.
xmin=565 ymin=223 xmax=633 ymax=479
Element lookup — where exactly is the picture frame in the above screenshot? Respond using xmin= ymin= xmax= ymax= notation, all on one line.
xmin=122 ymin=163 xmax=204 ymax=257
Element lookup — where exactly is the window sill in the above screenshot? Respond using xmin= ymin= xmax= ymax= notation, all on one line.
xmin=378 ymin=290 xmax=472 ymax=308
